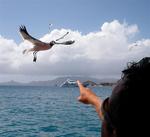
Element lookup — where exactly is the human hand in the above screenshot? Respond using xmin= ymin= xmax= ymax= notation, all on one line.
xmin=77 ymin=80 xmax=101 ymax=106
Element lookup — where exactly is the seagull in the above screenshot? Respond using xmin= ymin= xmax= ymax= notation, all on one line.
xmin=128 ymin=42 xmax=139 ymax=51
xmin=19 ymin=25 xmax=75 ymax=62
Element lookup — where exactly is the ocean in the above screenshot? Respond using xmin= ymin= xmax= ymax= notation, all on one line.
xmin=0 ymin=86 xmax=112 ymax=137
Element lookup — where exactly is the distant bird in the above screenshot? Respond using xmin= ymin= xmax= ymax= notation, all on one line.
xmin=19 ymin=25 xmax=75 ymax=62
xmin=128 ymin=42 xmax=139 ymax=51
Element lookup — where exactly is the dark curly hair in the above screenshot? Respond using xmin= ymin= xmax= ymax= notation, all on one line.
xmin=104 ymin=57 xmax=150 ymax=137
xmin=122 ymin=57 xmax=150 ymax=84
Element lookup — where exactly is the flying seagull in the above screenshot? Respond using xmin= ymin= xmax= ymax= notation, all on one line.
xmin=128 ymin=42 xmax=140 ymax=51
xmin=19 ymin=25 xmax=75 ymax=62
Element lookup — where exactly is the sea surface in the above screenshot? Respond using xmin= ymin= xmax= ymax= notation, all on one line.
xmin=0 ymin=86 xmax=112 ymax=137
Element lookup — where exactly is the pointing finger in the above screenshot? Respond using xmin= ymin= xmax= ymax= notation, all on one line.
xmin=77 ymin=80 xmax=83 ymax=88
xmin=77 ymin=80 xmax=85 ymax=93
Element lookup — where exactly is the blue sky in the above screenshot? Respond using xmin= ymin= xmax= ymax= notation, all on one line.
xmin=0 ymin=0 xmax=150 ymax=82
xmin=0 ymin=0 xmax=150 ymax=43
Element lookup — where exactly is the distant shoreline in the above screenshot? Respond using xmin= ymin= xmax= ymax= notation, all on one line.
xmin=0 ymin=76 xmax=117 ymax=87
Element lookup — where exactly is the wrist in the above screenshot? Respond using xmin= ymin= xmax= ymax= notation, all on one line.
xmin=92 ymin=96 xmax=101 ymax=109
xmin=92 ymin=96 xmax=101 ymax=110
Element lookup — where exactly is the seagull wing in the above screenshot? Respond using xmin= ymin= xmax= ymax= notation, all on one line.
xmin=55 ymin=40 xmax=75 ymax=45
xmin=19 ymin=25 xmax=45 ymax=46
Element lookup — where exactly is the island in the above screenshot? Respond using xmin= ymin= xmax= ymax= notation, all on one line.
xmin=0 ymin=76 xmax=117 ymax=87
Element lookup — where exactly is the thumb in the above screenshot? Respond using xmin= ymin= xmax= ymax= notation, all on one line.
xmin=77 ymin=96 xmax=82 ymax=101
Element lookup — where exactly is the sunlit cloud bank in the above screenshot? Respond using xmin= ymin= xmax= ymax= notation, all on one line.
xmin=0 ymin=20 xmax=150 ymax=81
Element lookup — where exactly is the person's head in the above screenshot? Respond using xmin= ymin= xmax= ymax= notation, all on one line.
xmin=49 ymin=40 xmax=56 ymax=46
xmin=101 ymin=57 xmax=150 ymax=137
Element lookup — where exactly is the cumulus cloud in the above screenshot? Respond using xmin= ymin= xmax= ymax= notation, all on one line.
xmin=0 ymin=20 xmax=150 ymax=81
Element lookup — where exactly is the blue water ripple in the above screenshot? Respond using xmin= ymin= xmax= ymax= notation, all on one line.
xmin=0 ymin=86 xmax=111 ymax=137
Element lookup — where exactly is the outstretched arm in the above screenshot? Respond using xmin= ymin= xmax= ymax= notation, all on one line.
xmin=77 ymin=80 xmax=103 ymax=120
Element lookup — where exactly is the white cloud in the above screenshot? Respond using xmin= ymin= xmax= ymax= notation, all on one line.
xmin=0 ymin=20 xmax=150 ymax=81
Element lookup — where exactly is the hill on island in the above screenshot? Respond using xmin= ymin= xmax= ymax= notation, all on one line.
xmin=0 ymin=76 xmax=118 ymax=87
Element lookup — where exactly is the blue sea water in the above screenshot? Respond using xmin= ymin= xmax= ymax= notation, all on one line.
xmin=0 ymin=86 xmax=112 ymax=137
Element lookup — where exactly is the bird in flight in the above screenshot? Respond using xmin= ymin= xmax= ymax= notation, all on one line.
xmin=128 ymin=42 xmax=141 ymax=51
xmin=19 ymin=25 xmax=75 ymax=62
